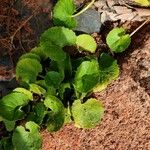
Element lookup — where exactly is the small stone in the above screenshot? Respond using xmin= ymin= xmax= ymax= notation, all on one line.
xmin=75 ymin=9 xmax=102 ymax=33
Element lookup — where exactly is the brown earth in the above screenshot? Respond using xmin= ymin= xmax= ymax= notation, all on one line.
xmin=41 ymin=24 xmax=150 ymax=150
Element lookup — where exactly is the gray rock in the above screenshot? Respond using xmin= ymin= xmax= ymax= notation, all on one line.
xmin=74 ymin=9 xmax=102 ymax=33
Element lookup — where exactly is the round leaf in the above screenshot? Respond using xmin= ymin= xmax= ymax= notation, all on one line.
xmin=16 ymin=58 xmax=42 ymax=83
xmin=44 ymin=95 xmax=65 ymax=132
xmin=76 ymin=34 xmax=97 ymax=53
xmin=72 ymin=98 xmax=104 ymax=128
xmin=106 ymin=28 xmax=131 ymax=53
xmin=53 ymin=0 xmax=77 ymax=28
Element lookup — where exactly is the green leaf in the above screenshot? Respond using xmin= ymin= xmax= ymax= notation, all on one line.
xmin=29 ymin=84 xmax=46 ymax=95
xmin=72 ymin=98 xmax=104 ymax=128
xmin=53 ymin=0 xmax=77 ymax=28
xmin=35 ymin=80 xmax=57 ymax=96
xmin=58 ymin=83 xmax=71 ymax=100
xmin=27 ymin=102 xmax=46 ymax=125
xmin=45 ymin=71 xmax=63 ymax=89
xmin=74 ymin=58 xmax=100 ymax=93
xmin=44 ymin=95 xmax=65 ymax=132
xmin=64 ymin=107 xmax=72 ymax=124
xmin=41 ymin=42 xmax=66 ymax=61
xmin=106 ymin=27 xmax=131 ymax=53
xmin=12 ymin=121 xmax=42 ymax=150
xmin=0 ymin=93 xmax=29 ymax=120
xmin=16 ymin=58 xmax=42 ymax=83
xmin=19 ymin=53 xmax=41 ymax=62
xmin=31 ymin=46 xmax=47 ymax=60
xmin=0 ymin=137 xmax=14 ymax=150
xmin=40 ymin=27 xmax=77 ymax=47
xmin=13 ymin=87 xmax=33 ymax=100
xmin=134 ymin=0 xmax=150 ymax=6
xmin=76 ymin=34 xmax=97 ymax=53
xmin=93 ymin=53 xmax=119 ymax=92
xmin=50 ymin=54 xmax=72 ymax=80
xmin=3 ymin=119 xmax=15 ymax=132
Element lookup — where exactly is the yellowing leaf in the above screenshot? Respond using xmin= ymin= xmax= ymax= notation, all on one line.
xmin=72 ymin=98 xmax=104 ymax=128
xmin=76 ymin=34 xmax=97 ymax=53
xmin=134 ymin=0 xmax=150 ymax=6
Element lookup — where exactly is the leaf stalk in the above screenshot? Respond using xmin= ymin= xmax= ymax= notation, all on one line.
xmin=71 ymin=0 xmax=95 ymax=17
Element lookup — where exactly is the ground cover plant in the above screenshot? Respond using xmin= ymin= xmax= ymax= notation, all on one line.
xmin=1 ymin=0 xmax=146 ymax=149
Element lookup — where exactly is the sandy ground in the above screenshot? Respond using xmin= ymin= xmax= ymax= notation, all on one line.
xmin=41 ymin=25 xmax=150 ymax=150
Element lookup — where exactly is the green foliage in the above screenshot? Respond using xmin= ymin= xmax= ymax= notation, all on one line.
xmin=27 ymin=102 xmax=46 ymax=125
xmin=13 ymin=87 xmax=33 ymax=100
xmin=76 ymin=34 xmax=97 ymax=53
xmin=74 ymin=58 xmax=100 ymax=94
xmin=20 ymin=53 xmax=41 ymax=62
xmin=40 ymin=27 xmax=76 ymax=47
xmin=16 ymin=58 xmax=42 ymax=83
xmin=72 ymin=98 xmax=104 ymax=128
xmin=53 ymin=0 xmax=77 ymax=28
xmin=106 ymin=27 xmax=131 ymax=53
xmin=45 ymin=71 xmax=63 ymax=89
xmin=29 ymin=84 xmax=46 ymax=95
xmin=12 ymin=121 xmax=42 ymax=150
xmin=0 ymin=92 xmax=29 ymax=120
xmin=0 ymin=137 xmax=14 ymax=150
xmin=0 ymin=0 xmax=132 ymax=148
xmin=3 ymin=119 xmax=15 ymax=132
xmin=93 ymin=53 xmax=119 ymax=92
xmin=31 ymin=46 xmax=47 ymax=60
xmin=44 ymin=95 xmax=65 ymax=132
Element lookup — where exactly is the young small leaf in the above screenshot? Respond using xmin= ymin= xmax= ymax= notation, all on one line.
xmin=0 ymin=93 xmax=29 ymax=120
xmin=12 ymin=121 xmax=42 ymax=150
xmin=29 ymin=84 xmax=46 ymax=95
xmin=72 ymin=98 xmax=104 ymax=128
xmin=16 ymin=58 xmax=42 ymax=83
xmin=76 ymin=34 xmax=97 ymax=53
xmin=53 ymin=0 xmax=77 ymax=28
xmin=93 ymin=53 xmax=119 ymax=92
xmin=106 ymin=27 xmax=131 ymax=53
xmin=44 ymin=95 xmax=65 ymax=132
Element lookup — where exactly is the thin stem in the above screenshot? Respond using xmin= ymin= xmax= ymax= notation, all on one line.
xmin=72 ymin=0 xmax=95 ymax=17
xmin=130 ymin=18 xmax=150 ymax=37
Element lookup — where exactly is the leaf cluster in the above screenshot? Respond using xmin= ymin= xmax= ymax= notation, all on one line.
xmin=0 ymin=0 xmax=131 ymax=149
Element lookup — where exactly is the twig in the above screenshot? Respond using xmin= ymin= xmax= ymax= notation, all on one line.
xmin=10 ymin=7 xmax=39 ymax=46
xmin=130 ymin=18 xmax=150 ymax=37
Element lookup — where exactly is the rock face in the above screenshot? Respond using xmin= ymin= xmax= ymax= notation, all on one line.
xmin=41 ymin=25 xmax=150 ymax=150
